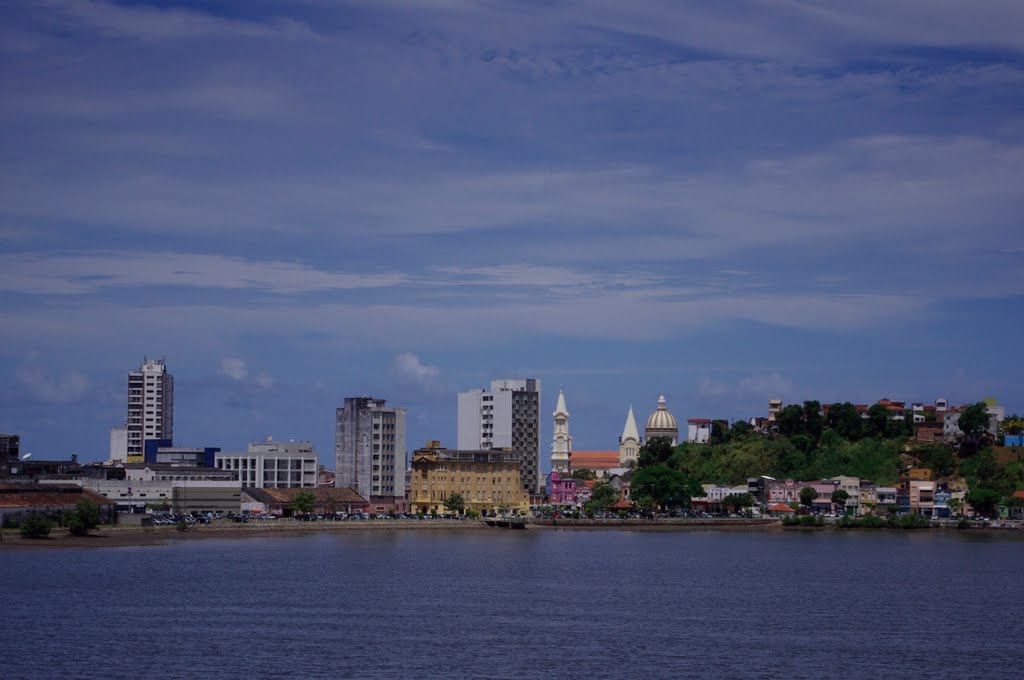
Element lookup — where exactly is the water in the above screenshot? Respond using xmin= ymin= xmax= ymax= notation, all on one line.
xmin=3 ymin=529 xmax=1023 ymax=679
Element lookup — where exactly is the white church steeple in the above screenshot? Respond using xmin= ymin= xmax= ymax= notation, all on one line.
xmin=619 ymin=405 xmax=641 ymax=467
xmin=550 ymin=389 xmax=572 ymax=473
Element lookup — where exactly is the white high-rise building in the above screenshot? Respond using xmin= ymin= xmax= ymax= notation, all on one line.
xmin=335 ymin=397 xmax=407 ymax=510
xmin=126 ymin=358 xmax=173 ymax=463
xmin=550 ymin=389 xmax=571 ymax=473
xmin=457 ymin=378 xmax=541 ymax=493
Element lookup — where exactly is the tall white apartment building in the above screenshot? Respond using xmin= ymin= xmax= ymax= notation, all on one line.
xmin=126 ymin=358 xmax=173 ymax=463
xmin=215 ymin=438 xmax=318 ymax=488
xmin=458 ymin=378 xmax=541 ymax=493
xmin=335 ymin=397 xmax=407 ymax=509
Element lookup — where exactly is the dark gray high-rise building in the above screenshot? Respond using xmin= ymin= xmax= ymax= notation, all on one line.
xmin=335 ymin=397 xmax=407 ymax=509
xmin=0 ymin=433 xmax=20 ymax=479
xmin=457 ymin=379 xmax=541 ymax=493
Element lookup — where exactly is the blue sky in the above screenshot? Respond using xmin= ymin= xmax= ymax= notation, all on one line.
xmin=2 ymin=0 xmax=1023 ymax=465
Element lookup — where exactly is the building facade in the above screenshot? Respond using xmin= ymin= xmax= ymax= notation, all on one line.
xmin=126 ymin=358 xmax=174 ymax=463
xmin=457 ymin=378 xmax=541 ymax=493
xmin=409 ymin=442 xmax=529 ymax=515
xmin=216 ymin=439 xmax=318 ymax=488
xmin=687 ymin=418 xmax=712 ymax=444
xmin=335 ymin=397 xmax=407 ymax=509
xmin=0 ymin=433 xmax=19 ymax=479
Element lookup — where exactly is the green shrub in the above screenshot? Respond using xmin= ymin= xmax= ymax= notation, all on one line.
xmin=175 ymin=520 xmax=188 ymax=532
xmin=20 ymin=513 xmax=53 ymax=539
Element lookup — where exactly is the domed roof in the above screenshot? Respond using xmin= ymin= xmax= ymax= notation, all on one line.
xmin=645 ymin=395 xmax=678 ymax=432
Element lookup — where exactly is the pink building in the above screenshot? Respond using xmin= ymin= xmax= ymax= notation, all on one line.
xmin=549 ymin=472 xmax=577 ymax=506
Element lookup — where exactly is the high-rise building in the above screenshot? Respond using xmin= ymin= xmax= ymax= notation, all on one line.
xmin=0 ymin=433 xmax=20 ymax=479
xmin=550 ymin=389 xmax=571 ymax=473
xmin=457 ymin=378 xmax=541 ymax=493
xmin=335 ymin=397 xmax=407 ymax=510
xmin=126 ymin=358 xmax=174 ymax=463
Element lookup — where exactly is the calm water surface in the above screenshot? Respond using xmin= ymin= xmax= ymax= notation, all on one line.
xmin=3 ymin=529 xmax=1024 ymax=679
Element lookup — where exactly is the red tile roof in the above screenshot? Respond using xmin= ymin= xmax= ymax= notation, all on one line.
xmin=687 ymin=418 xmax=713 ymax=424
xmin=0 ymin=484 xmax=116 ymax=509
xmin=767 ymin=503 xmax=795 ymax=513
xmin=570 ymin=451 xmax=620 ymax=469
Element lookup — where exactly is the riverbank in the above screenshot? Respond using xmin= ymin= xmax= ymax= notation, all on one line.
xmin=0 ymin=518 xmax=493 ymax=549
xmin=3 ymin=516 xmax=1019 ymax=549
xmin=530 ymin=518 xmax=781 ymax=530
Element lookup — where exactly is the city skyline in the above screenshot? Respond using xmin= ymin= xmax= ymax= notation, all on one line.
xmin=2 ymin=2 xmax=1023 ymax=460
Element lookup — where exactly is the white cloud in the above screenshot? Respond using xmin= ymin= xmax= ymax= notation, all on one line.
xmin=34 ymin=0 xmax=319 ymax=42
xmin=0 ymin=252 xmax=407 ymax=295
xmin=699 ymin=372 xmax=793 ymax=402
xmin=15 ymin=352 xmax=90 ymax=404
xmin=391 ymin=352 xmax=441 ymax=391
xmin=219 ymin=357 xmax=248 ymax=381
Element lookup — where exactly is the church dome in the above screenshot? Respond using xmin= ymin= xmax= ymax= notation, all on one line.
xmin=645 ymin=395 xmax=678 ymax=432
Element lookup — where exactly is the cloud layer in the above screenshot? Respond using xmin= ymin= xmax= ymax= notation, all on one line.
xmin=2 ymin=1 xmax=1022 ymax=459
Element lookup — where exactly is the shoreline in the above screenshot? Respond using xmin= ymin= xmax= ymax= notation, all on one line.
xmin=2 ymin=516 xmax=1020 ymax=549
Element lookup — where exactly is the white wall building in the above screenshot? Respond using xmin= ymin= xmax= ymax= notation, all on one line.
xmin=457 ymin=378 xmax=541 ymax=493
xmin=216 ymin=438 xmax=319 ymax=489
xmin=687 ymin=419 xmax=712 ymax=444
xmin=126 ymin=357 xmax=173 ymax=462
xmin=335 ymin=398 xmax=406 ymax=506
xmin=109 ymin=426 xmax=128 ymax=463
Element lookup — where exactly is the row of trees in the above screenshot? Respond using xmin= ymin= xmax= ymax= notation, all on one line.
xmin=16 ymin=499 xmax=102 ymax=539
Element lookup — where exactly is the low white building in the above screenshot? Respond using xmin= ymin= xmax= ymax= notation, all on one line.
xmin=687 ymin=419 xmax=712 ymax=444
xmin=215 ymin=438 xmax=319 ymax=489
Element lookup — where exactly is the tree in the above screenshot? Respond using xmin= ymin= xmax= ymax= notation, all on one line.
xmin=966 ymin=488 xmax=1001 ymax=517
xmin=67 ymin=499 xmax=101 ymax=536
xmin=709 ymin=420 xmax=729 ymax=445
xmin=803 ymin=401 xmax=824 ymax=443
xmin=831 ymin=489 xmax=850 ymax=513
xmin=571 ymin=468 xmax=597 ymax=481
xmin=19 ymin=513 xmax=53 ymax=539
xmin=637 ymin=437 xmax=675 ymax=468
xmin=292 ymin=490 xmax=316 ymax=515
xmin=588 ymin=482 xmax=619 ymax=511
xmin=827 ymin=402 xmax=863 ymax=441
xmin=776 ymin=405 xmax=805 ymax=437
xmin=443 ymin=492 xmax=466 ymax=515
xmin=800 ymin=486 xmax=817 ymax=508
xmin=866 ymin=404 xmax=891 ymax=439
xmin=1003 ymin=414 xmax=1024 ymax=435
xmin=732 ymin=420 xmax=752 ymax=435
xmin=722 ymin=493 xmax=754 ymax=512
xmin=631 ymin=465 xmax=701 ymax=509
xmin=959 ymin=402 xmax=991 ymax=440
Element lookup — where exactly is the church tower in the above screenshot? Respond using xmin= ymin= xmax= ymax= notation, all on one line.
xmin=619 ymin=405 xmax=641 ymax=467
xmin=550 ymin=389 xmax=572 ymax=473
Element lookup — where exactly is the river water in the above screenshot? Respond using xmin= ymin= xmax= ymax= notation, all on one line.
xmin=3 ymin=528 xmax=1023 ymax=679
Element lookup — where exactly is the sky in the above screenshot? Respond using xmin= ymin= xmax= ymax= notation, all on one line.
xmin=2 ymin=0 xmax=1023 ymax=467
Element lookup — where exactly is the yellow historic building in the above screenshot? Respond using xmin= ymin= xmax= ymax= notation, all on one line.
xmin=409 ymin=441 xmax=530 ymax=515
